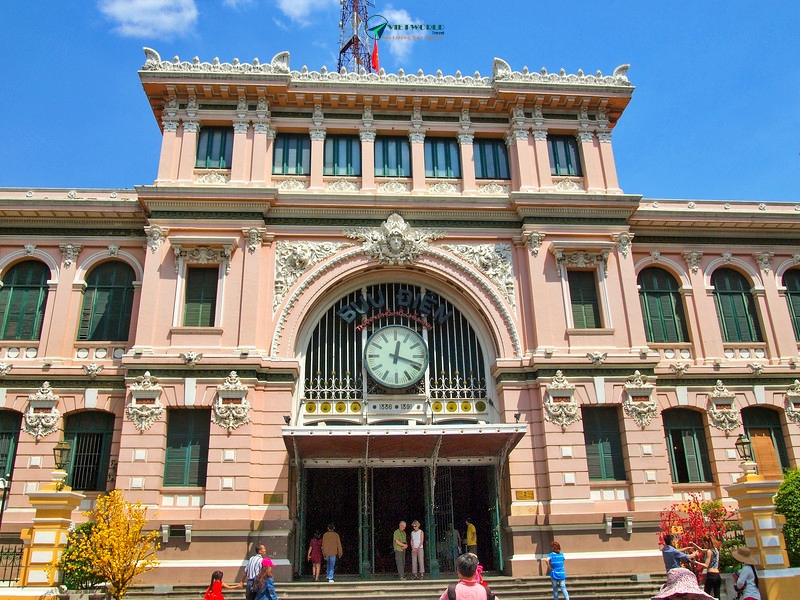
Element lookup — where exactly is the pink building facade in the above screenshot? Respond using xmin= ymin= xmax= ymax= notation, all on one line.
xmin=0 ymin=48 xmax=799 ymax=583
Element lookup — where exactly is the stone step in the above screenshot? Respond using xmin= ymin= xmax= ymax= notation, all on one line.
xmin=126 ymin=573 xmax=664 ymax=600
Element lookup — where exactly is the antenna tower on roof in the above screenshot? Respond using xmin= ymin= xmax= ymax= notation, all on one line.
xmin=338 ymin=0 xmax=374 ymax=73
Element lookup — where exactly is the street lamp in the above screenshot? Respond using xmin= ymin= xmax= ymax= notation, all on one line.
xmin=53 ymin=439 xmax=71 ymax=471
xmin=735 ymin=433 xmax=757 ymax=477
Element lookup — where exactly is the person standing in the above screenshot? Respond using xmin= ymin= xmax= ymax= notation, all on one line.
xmin=446 ymin=523 xmax=462 ymax=569
xmin=393 ymin=520 xmax=408 ymax=580
xmin=544 ymin=541 xmax=569 ymax=600
xmin=731 ymin=547 xmax=761 ymax=600
xmin=410 ymin=520 xmax=425 ymax=579
xmin=253 ymin=564 xmax=279 ymax=600
xmin=438 ymin=553 xmax=497 ymax=600
xmin=661 ymin=534 xmax=696 ymax=572
xmin=243 ymin=544 xmax=268 ymax=600
xmin=697 ymin=536 xmax=721 ymax=599
xmin=306 ymin=529 xmax=323 ymax=582
xmin=321 ymin=523 xmax=343 ymax=583
xmin=465 ymin=518 xmax=477 ymax=555
xmin=204 ymin=570 xmax=243 ymax=600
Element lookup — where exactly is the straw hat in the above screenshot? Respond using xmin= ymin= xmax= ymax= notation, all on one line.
xmin=651 ymin=568 xmax=714 ymax=600
xmin=731 ymin=546 xmax=758 ymax=565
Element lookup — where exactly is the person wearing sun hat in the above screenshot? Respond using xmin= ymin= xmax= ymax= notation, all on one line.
xmin=731 ymin=547 xmax=761 ymax=600
xmin=651 ymin=567 xmax=714 ymax=600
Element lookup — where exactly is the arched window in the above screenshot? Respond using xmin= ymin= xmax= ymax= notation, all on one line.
xmin=0 ymin=261 xmax=49 ymax=341
xmin=78 ymin=261 xmax=135 ymax=341
xmin=662 ymin=409 xmax=712 ymax=483
xmin=711 ymin=268 xmax=763 ymax=343
xmin=63 ymin=411 xmax=115 ymax=491
xmin=742 ymin=406 xmax=789 ymax=478
xmin=638 ymin=267 xmax=689 ymax=343
xmin=0 ymin=410 xmax=22 ymax=480
xmin=783 ymin=269 xmax=800 ymax=340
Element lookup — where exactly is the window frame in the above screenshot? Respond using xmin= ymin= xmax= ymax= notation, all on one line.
xmin=323 ymin=135 xmax=362 ymax=176
xmin=638 ymin=267 xmax=690 ymax=343
xmin=64 ymin=411 xmax=115 ymax=492
xmin=548 ymin=134 xmax=583 ymax=177
xmin=567 ymin=269 xmax=602 ymax=329
xmin=424 ymin=137 xmax=461 ymax=179
xmin=582 ymin=406 xmax=626 ymax=481
xmin=272 ymin=133 xmax=311 ymax=175
xmin=195 ymin=126 xmax=233 ymax=170
xmin=77 ymin=261 xmax=136 ymax=342
xmin=0 ymin=260 xmax=50 ymax=341
xmin=473 ymin=138 xmax=510 ymax=180
xmin=0 ymin=410 xmax=21 ymax=481
xmin=374 ymin=136 xmax=412 ymax=177
xmin=183 ymin=266 xmax=219 ymax=328
xmin=711 ymin=268 xmax=763 ymax=343
xmin=164 ymin=408 xmax=211 ymax=487
xmin=783 ymin=269 xmax=800 ymax=340
xmin=662 ymin=409 xmax=713 ymax=484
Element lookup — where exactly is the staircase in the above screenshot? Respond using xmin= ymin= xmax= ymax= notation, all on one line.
xmin=127 ymin=573 xmax=665 ymax=600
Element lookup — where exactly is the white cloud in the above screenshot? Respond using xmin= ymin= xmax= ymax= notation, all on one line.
xmin=98 ymin=0 xmax=198 ymax=38
xmin=275 ymin=0 xmax=336 ymax=23
xmin=223 ymin=0 xmax=255 ymax=7
xmin=377 ymin=7 xmax=422 ymax=62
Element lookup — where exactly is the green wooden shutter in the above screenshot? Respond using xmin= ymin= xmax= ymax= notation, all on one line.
xmin=569 ymin=270 xmax=600 ymax=329
xmin=583 ymin=407 xmax=625 ymax=480
xmin=184 ymin=267 xmax=218 ymax=327
xmin=164 ymin=410 xmax=210 ymax=487
xmin=0 ymin=411 xmax=21 ymax=479
xmin=0 ymin=261 xmax=49 ymax=340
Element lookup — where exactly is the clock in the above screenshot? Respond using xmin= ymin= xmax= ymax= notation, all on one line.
xmin=364 ymin=325 xmax=429 ymax=389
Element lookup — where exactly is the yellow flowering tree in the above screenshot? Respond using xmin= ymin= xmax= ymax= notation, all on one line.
xmin=54 ymin=489 xmax=160 ymax=600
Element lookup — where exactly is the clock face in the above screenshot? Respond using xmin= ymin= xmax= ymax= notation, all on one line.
xmin=364 ymin=325 xmax=429 ymax=389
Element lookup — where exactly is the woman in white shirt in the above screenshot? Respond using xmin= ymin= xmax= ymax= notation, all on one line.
xmin=731 ymin=547 xmax=761 ymax=600
xmin=410 ymin=520 xmax=425 ymax=579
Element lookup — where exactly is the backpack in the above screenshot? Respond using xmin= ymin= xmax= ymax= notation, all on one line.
xmin=447 ymin=582 xmax=495 ymax=600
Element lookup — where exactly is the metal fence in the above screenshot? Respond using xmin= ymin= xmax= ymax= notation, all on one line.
xmin=0 ymin=543 xmax=23 ymax=586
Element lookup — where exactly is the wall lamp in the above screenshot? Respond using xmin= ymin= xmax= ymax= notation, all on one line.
xmin=513 ymin=412 xmax=521 ymax=423
xmin=53 ymin=438 xmax=71 ymax=471
xmin=735 ymin=433 xmax=753 ymax=461
xmin=283 ymin=415 xmax=291 ymax=425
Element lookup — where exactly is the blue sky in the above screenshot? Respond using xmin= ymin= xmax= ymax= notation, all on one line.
xmin=1 ymin=0 xmax=798 ymax=202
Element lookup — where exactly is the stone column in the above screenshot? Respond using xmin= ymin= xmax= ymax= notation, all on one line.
xmin=230 ymin=120 xmax=251 ymax=184
xmin=359 ymin=129 xmax=376 ymax=192
xmin=458 ymin=132 xmax=476 ymax=195
xmin=409 ymin=130 xmax=426 ymax=194
xmin=531 ymin=128 xmax=553 ymax=191
xmin=726 ymin=471 xmax=800 ymax=600
xmin=157 ymin=119 xmax=181 ymax=183
xmin=20 ymin=470 xmax=84 ymax=586
xmin=250 ymin=123 xmax=270 ymax=185
xmin=309 ymin=128 xmax=326 ymax=191
xmin=597 ymin=129 xmax=622 ymax=193
xmin=577 ymin=131 xmax=604 ymax=193
xmin=177 ymin=121 xmax=200 ymax=183
xmin=506 ymin=128 xmax=535 ymax=191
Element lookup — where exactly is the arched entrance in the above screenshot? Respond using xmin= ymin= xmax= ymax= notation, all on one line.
xmin=283 ymin=280 xmax=523 ymax=577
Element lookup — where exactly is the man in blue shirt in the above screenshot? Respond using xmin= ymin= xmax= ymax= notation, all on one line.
xmin=661 ymin=534 xmax=696 ymax=572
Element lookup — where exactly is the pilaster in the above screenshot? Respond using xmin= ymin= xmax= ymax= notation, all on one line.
xmin=409 ymin=130 xmax=426 ymax=194
xmin=359 ymin=129 xmax=376 ymax=192
xmin=177 ymin=121 xmax=200 ymax=183
xmin=458 ymin=132 xmax=476 ymax=195
xmin=531 ymin=128 xmax=553 ymax=190
xmin=309 ymin=128 xmax=326 ymax=191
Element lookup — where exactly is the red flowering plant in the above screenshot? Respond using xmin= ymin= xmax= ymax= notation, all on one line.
xmin=658 ymin=493 xmax=737 ymax=580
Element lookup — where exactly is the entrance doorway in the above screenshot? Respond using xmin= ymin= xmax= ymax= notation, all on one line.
xmin=301 ymin=465 xmax=499 ymax=578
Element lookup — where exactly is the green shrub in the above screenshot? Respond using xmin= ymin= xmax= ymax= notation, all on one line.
xmin=57 ymin=522 xmax=105 ymax=590
xmin=775 ymin=467 xmax=800 ymax=568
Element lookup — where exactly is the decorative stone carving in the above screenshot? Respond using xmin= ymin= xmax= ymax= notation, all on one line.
xmin=785 ymin=380 xmax=800 ymax=426
xmin=377 ymin=181 xmax=411 ymax=193
xmin=748 ymin=363 xmax=764 ymax=375
xmin=477 ymin=183 xmax=510 ymax=195
xmin=427 ymin=181 xmax=461 ymax=194
xmin=24 ymin=243 xmax=36 ymax=256
xmin=793 ymin=253 xmax=800 ymax=266
xmin=457 ymin=132 xmax=474 ymax=145
xmin=59 ymin=244 xmax=82 ymax=268
xmin=344 ymin=213 xmax=445 ymax=266
xmin=326 ymin=179 xmax=360 ymax=192
xmin=194 ymin=171 xmax=230 ymax=185
xmin=82 ymin=363 xmax=104 ymax=378
xmin=408 ymin=130 xmax=426 ymax=144
xmin=623 ymin=371 xmax=658 ymax=428
xmin=126 ymin=372 xmax=165 ymax=432
xmin=108 ymin=244 xmax=120 ymax=257
xmin=554 ymin=179 xmax=583 ymax=192
xmin=682 ymin=251 xmax=703 ymax=274
xmin=612 ymin=232 xmax=634 ymax=258
xmin=576 ymin=130 xmax=594 ymax=143
xmin=753 ymin=252 xmax=774 ymax=273
xmin=650 ymin=250 xmax=661 ymax=263
xmin=243 ymin=227 xmax=266 ymax=254
xmin=276 ymin=178 xmax=308 ymax=191
xmin=23 ymin=382 xmax=61 ymax=439
xmin=670 ymin=363 xmax=690 ymax=376
xmin=721 ymin=251 xmax=733 ymax=264
xmin=596 ymin=129 xmax=612 ymax=143
xmin=0 ymin=362 xmax=12 ymax=377
xmin=274 ymin=241 xmax=353 ymax=309
xmin=182 ymin=120 xmax=200 ymax=134
xmin=441 ymin=243 xmax=516 ymax=310
xmin=232 ymin=120 xmax=250 ymax=134
xmin=359 ymin=129 xmax=376 ymax=142
xmin=212 ymin=371 xmax=251 ymax=431
xmin=544 ymin=371 xmax=580 ymax=431
xmin=553 ymin=249 xmax=609 ymax=273
xmin=145 ymin=225 xmax=168 ymax=254
xmin=309 ymin=128 xmax=326 ymax=141
xmin=173 ymin=244 xmax=233 ymax=275
xmin=411 ymin=106 xmax=423 ymax=128
xmin=531 ymin=128 xmax=548 ymax=141
xmin=586 ymin=351 xmax=607 ymax=366
xmin=523 ymin=231 xmax=545 ymax=257
xmin=162 ymin=119 xmax=179 ymax=133
xmin=179 ymin=351 xmax=203 ymax=366
xmin=707 ymin=380 xmax=741 ymax=432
